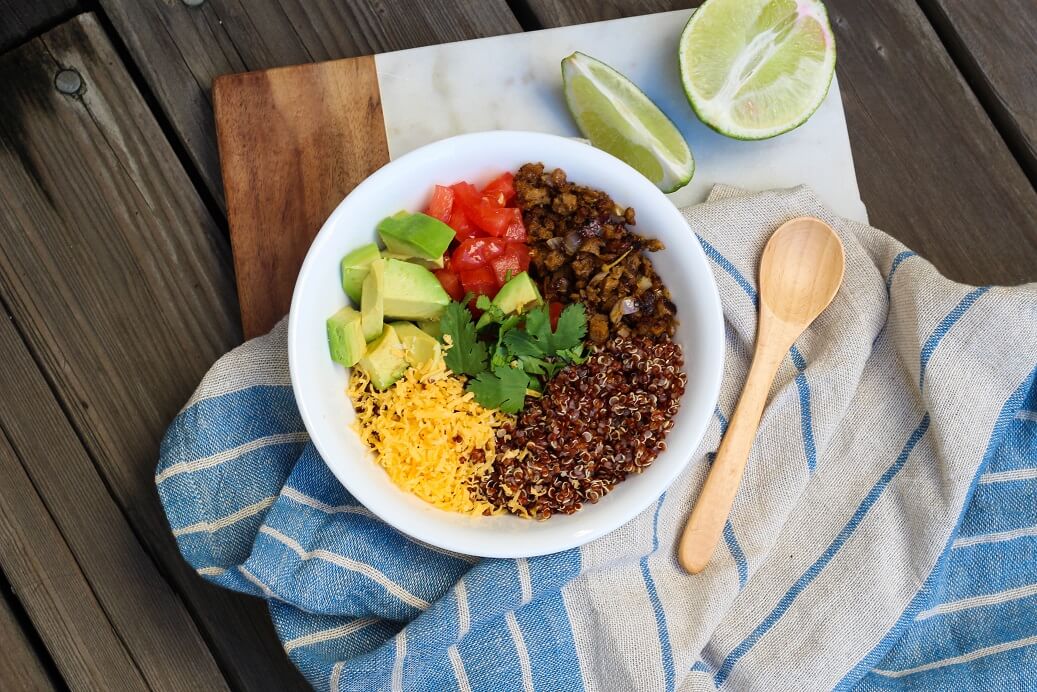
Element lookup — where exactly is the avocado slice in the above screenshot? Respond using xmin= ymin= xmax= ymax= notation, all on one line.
xmin=416 ymin=318 xmax=442 ymax=340
xmin=382 ymin=258 xmax=451 ymax=321
xmin=360 ymin=258 xmax=385 ymax=342
xmin=377 ymin=211 xmax=455 ymax=260
xmin=390 ymin=321 xmax=441 ymax=368
xmin=493 ymin=272 xmax=543 ymax=315
xmin=356 ymin=325 xmax=409 ymax=390
xmin=340 ymin=243 xmax=381 ymax=304
xmin=382 ymin=251 xmax=445 ymax=270
xmin=326 ymin=306 xmax=366 ymax=367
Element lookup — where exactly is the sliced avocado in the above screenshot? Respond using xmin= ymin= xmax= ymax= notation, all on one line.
xmin=326 ymin=306 xmax=366 ymax=367
xmin=390 ymin=321 xmax=441 ymax=368
xmin=360 ymin=258 xmax=385 ymax=342
xmin=492 ymin=272 xmax=543 ymax=315
xmin=381 ymin=251 xmax=445 ymax=270
xmin=416 ymin=318 xmax=442 ymax=340
xmin=377 ymin=212 xmax=455 ymax=260
xmin=340 ymin=243 xmax=381 ymax=304
xmin=382 ymin=258 xmax=451 ymax=321
xmin=356 ymin=325 xmax=409 ymax=390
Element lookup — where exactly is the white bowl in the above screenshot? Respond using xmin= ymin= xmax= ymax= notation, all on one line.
xmin=288 ymin=131 xmax=723 ymax=558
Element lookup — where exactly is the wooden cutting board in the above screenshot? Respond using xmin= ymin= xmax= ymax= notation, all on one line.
xmin=213 ymin=10 xmax=864 ymax=340
xmin=213 ymin=55 xmax=389 ymax=339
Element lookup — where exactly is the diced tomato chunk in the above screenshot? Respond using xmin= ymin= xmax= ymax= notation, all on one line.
xmin=451 ymin=237 xmax=508 ymax=272
xmin=448 ymin=206 xmax=478 ymax=242
xmin=452 ymin=180 xmax=515 ymax=236
xmin=434 ymin=269 xmax=464 ymax=302
xmin=501 ymin=208 xmax=527 ymax=242
xmin=450 ymin=181 xmax=483 ymax=211
xmin=489 ymin=243 xmax=531 ymax=286
xmin=459 ymin=266 xmax=498 ymax=299
xmin=549 ymin=302 xmax=564 ymax=331
xmin=482 ymin=172 xmax=516 ymax=206
xmin=424 ymin=185 xmax=454 ymax=224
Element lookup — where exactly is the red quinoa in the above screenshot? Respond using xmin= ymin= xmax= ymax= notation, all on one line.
xmin=476 ymin=336 xmax=686 ymax=518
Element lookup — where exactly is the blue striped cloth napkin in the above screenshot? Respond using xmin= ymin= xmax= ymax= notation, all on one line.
xmin=157 ymin=186 xmax=1037 ymax=691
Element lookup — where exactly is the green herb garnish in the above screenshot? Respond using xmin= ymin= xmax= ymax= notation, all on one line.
xmin=440 ymin=300 xmax=487 ymax=377
xmin=438 ymin=299 xmax=588 ymax=412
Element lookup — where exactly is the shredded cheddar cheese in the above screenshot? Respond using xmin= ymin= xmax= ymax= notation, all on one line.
xmin=349 ymin=354 xmax=512 ymax=515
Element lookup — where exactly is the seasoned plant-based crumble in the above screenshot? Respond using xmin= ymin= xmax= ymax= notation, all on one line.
xmin=514 ymin=163 xmax=678 ymax=344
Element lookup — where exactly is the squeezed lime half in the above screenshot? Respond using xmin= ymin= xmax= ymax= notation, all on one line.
xmin=679 ymin=0 xmax=836 ymax=140
xmin=562 ymin=52 xmax=695 ymax=193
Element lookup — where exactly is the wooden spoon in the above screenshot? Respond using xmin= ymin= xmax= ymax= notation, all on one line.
xmin=678 ymin=217 xmax=845 ymax=574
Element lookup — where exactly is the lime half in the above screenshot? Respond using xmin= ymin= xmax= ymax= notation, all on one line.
xmin=562 ymin=52 xmax=694 ymax=193
xmin=679 ymin=0 xmax=836 ymax=140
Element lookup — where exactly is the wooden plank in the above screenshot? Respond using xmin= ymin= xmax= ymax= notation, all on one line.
xmin=920 ymin=0 xmax=1037 ymax=183
xmin=0 ymin=0 xmax=78 ymax=53
xmin=0 ymin=588 xmax=56 ymax=691
xmin=214 ymin=55 xmax=389 ymax=337
xmin=0 ymin=14 xmax=305 ymax=691
xmin=522 ymin=0 xmax=1037 ymax=285
xmin=98 ymin=0 xmax=522 ymax=208
xmin=0 ymin=428 xmax=147 ymax=691
xmin=0 ymin=297 xmax=230 ymax=688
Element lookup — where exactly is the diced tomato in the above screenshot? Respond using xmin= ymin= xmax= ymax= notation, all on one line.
xmin=424 ymin=185 xmax=454 ymax=224
xmin=448 ymin=206 xmax=478 ymax=242
xmin=450 ymin=181 xmax=483 ymax=211
xmin=452 ymin=180 xmax=514 ymax=236
xmin=473 ymin=205 xmax=518 ymax=237
xmin=434 ymin=269 xmax=464 ymax=302
xmin=549 ymin=302 xmax=564 ymax=331
xmin=459 ymin=266 xmax=498 ymax=299
xmin=452 ymin=237 xmax=508 ymax=272
xmin=489 ymin=243 xmax=531 ymax=286
xmin=501 ymin=208 xmax=527 ymax=242
xmin=482 ymin=172 xmax=516 ymax=206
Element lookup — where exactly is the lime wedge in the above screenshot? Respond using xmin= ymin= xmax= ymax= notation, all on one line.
xmin=679 ymin=0 xmax=836 ymax=140
xmin=562 ymin=52 xmax=694 ymax=193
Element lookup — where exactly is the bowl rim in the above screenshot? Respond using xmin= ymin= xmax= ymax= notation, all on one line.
xmin=288 ymin=130 xmax=724 ymax=558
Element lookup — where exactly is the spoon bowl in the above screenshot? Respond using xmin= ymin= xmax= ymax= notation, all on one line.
xmin=678 ymin=216 xmax=844 ymax=574
xmin=760 ymin=217 xmax=846 ymax=328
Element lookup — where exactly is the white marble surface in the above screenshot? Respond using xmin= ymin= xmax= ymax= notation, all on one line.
xmin=375 ymin=9 xmax=867 ymax=223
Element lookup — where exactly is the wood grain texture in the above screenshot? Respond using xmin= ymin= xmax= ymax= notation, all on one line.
xmin=921 ymin=0 xmax=1037 ymax=183
xmin=523 ymin=0 xmax=1037 ymax=285
xmin=0 ymin=14 xmax=305 ymax=691
xmin=0 ymin=296 xmax=229 ymax=688
xmin=0 ymin=0 xmax=78 ymax=52
xmin=214 ymin=55 xmax=389 ymax=337
xmin=0 ymin=428 xmax=147 ymax=691
xmin=98 ymin=0 xmax=522 ymax=207
xmin=0 ymin=590 xmax=55 ymax=692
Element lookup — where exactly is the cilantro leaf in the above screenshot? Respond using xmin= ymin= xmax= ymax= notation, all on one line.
xmin=556 ymin=343 xmax=586 ymax=365
xmin=502 ymin=329 xmax=542 ymax=357
xmin=467 ymin=366 xmax=530 ymax=414
xmin=440 ymin=301 xmax=488 ymax=377
xmin=552 ymin=303 xmax=587 ymax=352
xmin=516 ymin=302 xmax=587 ymax=356
xmin=517 ymin=355 xmax=550 ymax=376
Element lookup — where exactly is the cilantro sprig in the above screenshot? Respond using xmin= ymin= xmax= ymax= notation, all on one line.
xmin=439 ymin=298 xmax=588 ymax=413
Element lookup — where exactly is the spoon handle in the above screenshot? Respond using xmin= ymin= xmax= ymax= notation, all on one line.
xmin=678 ymin=322 xmax=789 ymax=574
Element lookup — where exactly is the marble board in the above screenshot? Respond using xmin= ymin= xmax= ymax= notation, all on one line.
xmin=213 ymin=9 xmax=864 ymax=338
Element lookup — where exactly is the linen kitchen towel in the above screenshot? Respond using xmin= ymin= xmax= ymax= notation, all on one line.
xmin=157 ymin=186 xmax=1037 ymax=691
